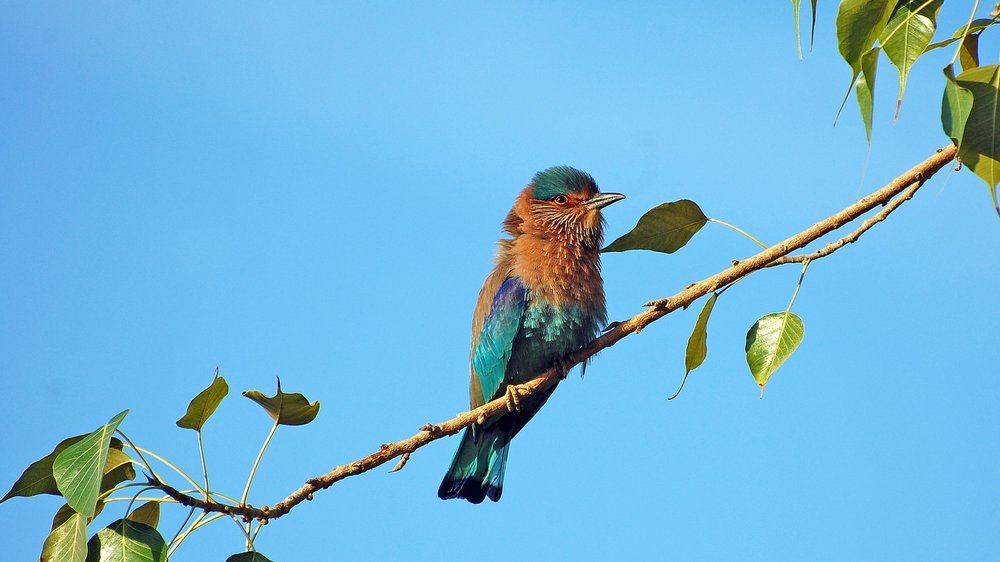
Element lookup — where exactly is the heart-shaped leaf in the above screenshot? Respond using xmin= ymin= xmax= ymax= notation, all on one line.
xmin=85 ymin=519 xmax=166 ymax=562
xmin=126 ymin=502 xmax=160 ymax=528
xmin=834 ymin=0 xmax=894 ymax=122
xmin=243 ymin=381 xmax=320 ymax=426
xmin=602 ymin=200 xmax=707 ymax=254
xmin=745 ymin=312 xmax=805 ymax=395
xmin=954 ymin=64 xmax=1000 ymax=216
xmin=53 ymin=410 xmax=129 ymax=518
xmin=41 ymin=512 xmax=87 ymax=562
xmin=176 ymin=370 xmax=229 ymax=431
xmin=3 ymin=436 xmax=125 ymax=503
xmin=879 ymin=0 xmax=942 ymax=116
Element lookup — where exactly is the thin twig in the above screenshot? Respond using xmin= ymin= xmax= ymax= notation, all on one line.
xmin=767 ymin=177 xmax=927 ymax=267
xmin=154 ymin=144 xmax=957 ymax=523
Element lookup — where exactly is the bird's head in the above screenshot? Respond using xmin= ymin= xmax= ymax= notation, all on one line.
xmin=504 ymin=166 xmax=625 ymax=247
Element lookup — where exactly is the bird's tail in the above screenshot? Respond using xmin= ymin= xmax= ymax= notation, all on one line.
xmin=437 ymin=425 xmax=510 ymax=503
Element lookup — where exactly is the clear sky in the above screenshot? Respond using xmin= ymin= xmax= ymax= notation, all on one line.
xmin=2 ymin=3 xmax=998 ymax=561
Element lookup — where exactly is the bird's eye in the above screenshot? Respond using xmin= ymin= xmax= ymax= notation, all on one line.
xmin=553 ymin=195 xmax=568 ymax=204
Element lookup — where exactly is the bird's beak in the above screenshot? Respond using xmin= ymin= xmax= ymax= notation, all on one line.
xmin=584 ymin=192 xmax=625 ymax=210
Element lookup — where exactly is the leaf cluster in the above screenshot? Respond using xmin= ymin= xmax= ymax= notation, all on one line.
xmin=3 ymin=371 xmax=317 ymax=561
xmin=793 ymin=0 xmax=1000 ymax=214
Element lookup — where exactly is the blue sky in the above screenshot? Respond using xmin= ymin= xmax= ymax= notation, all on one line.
xmin=1 ymin=3 xmax=997 ymax=560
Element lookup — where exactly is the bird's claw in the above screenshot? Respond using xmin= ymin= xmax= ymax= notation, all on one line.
xmin=504 ymin=384 xmax=526 ymax=412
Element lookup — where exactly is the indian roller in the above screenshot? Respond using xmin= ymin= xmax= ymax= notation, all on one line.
xmin=438 ymin=166 xmax=624 ymax=503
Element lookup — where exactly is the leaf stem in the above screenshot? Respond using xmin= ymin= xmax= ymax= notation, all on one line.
xmin=241 ymin=420 xmax=278 ymax=549
xmin=708 ymin=218 xmax=768 ymax=248
xmin=667 ymin=372 xmax=690 ymax=401
xmin=197 ymin=430 xmax=210 ymax=499
xmin=104 ymin=496 xmax=178 ymax=504
xmin=166 ymin=506 xmax=197 ymax=555
xmin=167 ymin=512 xmax=227 ymax=559
xmin=125 ymin=486 xmax=158 ymax=516
xmin=209 ymin=491 xmax=242 ymax=505
xmin=102 ymin=482 xmax=156 ymax=497
xmin=130 ymin=445 xmax=207 ymax=497
xmin=167 ymin=511 xmax=208 ymax=560
xmin=116 ymin=430 xmax=162 ymax=483
xmin=241 ymin=420 xmax=279 ymax=507
xmin=785 ymin=258 xmax=812 ymax=314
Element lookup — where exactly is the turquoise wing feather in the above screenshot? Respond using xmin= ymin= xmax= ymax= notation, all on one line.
xmin=471 ymin=277 xmax=526 ymax=402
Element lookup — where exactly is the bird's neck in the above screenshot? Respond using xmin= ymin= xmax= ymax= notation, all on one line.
xmin=508 ymin=232 xmax=604 ymax=309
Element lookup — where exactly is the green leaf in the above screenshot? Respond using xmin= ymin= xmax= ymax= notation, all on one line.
xmin=85 ymin=519 xmax=166 ymax=562
xmin=100 ymin=450 xmax=137 ymax=493
xmin=52 ymin=500 xmax=106 ymax=531
xmin=176 ymin=370 xmax=229 ymax=431
xmin=745 ymin=312 xmax=805 ymax=395
xmin=50 ymin=450 xmax=131 ymax=530
xmin=835 ymin=0 xmax=894 ymax=121
xmin=669 ymin=293 xmax=719 ymax=400
xmin=685 ymin=293 xmax=718 ymax=375
xmin=925 ymin=18 xmax=996 ymax=52
xmin=855 ymin=47 xmax=880 ymax=141
xmin=226 ymin=553 xmax=276 ymax=562
xmin=879 ymin=0 xmax=942 ymax=118
xmin=601 ymin=200 xmax=707 ymax=254
xmin=3 ymin=436 xmax=124 ymax=503
xmin=41 ymin=512 xmax=87 ymax=562
xmin=955 ymin=64 xmax=1000 ymax=215
xmin=126 ymin=502 xmax=160 ymax=528
xmin=243 ymin=380 xmax=320 ymax=426
xmin=54 ymin=410 xmax=129 ymax=518
xmin=942 ymin=64 xmax=974 ymax=148
xmin=959 ymin=32 xmax=980 ymax=71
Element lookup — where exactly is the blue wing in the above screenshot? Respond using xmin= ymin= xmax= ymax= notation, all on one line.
xmin=471 ymin=277 xmax=527 ymax=402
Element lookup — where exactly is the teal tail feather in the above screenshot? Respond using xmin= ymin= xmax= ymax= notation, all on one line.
xmin=438 ymin=425 xmax=510 ymax=503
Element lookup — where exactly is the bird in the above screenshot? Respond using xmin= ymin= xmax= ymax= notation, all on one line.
xmin=438 ymin=166 xmax=624 ymax=503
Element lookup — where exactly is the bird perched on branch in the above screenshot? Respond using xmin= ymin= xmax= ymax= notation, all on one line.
xmin=438 ymin=166 xmax=624 ymax=503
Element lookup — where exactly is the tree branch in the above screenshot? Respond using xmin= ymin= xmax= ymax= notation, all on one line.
xmin=155 ymin=144 xmax=956 ymax=522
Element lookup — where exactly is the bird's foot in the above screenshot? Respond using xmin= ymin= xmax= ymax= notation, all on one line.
xmin=504 ymin=384 xmax=527 ymax=412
